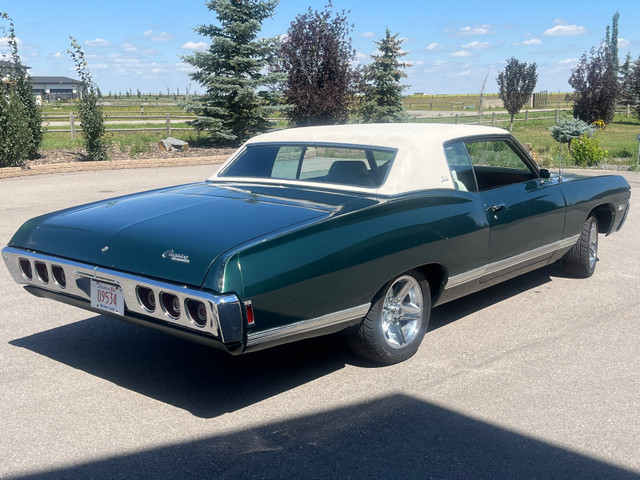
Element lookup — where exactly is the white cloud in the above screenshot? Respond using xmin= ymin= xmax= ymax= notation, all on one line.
xmin=1 ymin=36 xmax=24 ymax=48
xmin=54 ymin=52 xmax=63 ymax=58
xmin=513 ymin=38 xmax=542 ymax=46
xmin=451 ymin=50 xmax=471 ymax=58
xmin=618 ymin=38 xmax=630 ymax=48
xmin=558 ymin=58 xmax=578 ymax=64
xmin=461 ymin=41 xmax=490 ymax=50
xmin=181 ymin=41 xmax=208 ymax=51
xmin=457 ymin=25 xmax=491 ymax=36
xmin=458 ymin=70 xmax=472 ymax=76
xmin=425 ymin=42 xmax=443 ymax=51
xmin=85 ymin=38 xmax=111 ymax=47
xmin=144 ymin=30 xmax=174 ymax=42
xmin=544 ymin=24 xmax=587 ymax=37
xmin=123 ymin=43 xmax=138 ymax=52
xmin=359 ymin=32 xmax=376 ymax=38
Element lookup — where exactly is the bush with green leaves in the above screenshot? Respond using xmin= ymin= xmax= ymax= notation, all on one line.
xmin=0 ymin=12 xmax=42 ymax=163
xmin=549 ymin=118 xmax=594 ymax=153
xmin=570 ymin=133 xmax=607 ymax=167
xmin=68 ymin=37 xmax=108 ymax=161
xmin=0 ymin=91 xmax=32 ymax=167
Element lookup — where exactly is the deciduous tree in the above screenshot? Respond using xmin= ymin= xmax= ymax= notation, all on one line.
xmin=496 ymin=57 xmax=537 ymax=130
xmin=0 ymin=12 xmax=42 ymax=161
xmin=278 ymin=2 xmax=361 ymax=126
xmin=360 ymin=28 xmax=408 ymax=123
xmin=182 ymin=0 xmax=281 ymax=146
xmin=569 ymin=46 xmax=619 ymax=124
xmin=68 ymin=37 xmax=108 ymax=161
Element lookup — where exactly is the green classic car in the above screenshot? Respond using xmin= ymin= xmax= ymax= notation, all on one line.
xmin=2 ymin=124 xmax=631 ymax=364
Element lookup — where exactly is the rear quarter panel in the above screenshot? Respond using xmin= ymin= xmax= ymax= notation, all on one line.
xmin=560 ymin=175 xmax=631 ymax=237
xmin=211 ymin=190 xmax=490 ymax=332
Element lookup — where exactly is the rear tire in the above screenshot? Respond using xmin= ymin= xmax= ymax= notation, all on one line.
xmin=562 ymin=216 xmax=598 ymax=278
xmin=347 ymin=270 xmax=430 ymax=364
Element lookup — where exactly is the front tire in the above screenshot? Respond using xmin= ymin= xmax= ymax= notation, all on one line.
xmin=562 ymin=215 xmax=598 ymax=278
xmin=347 ymin=270 xmax=430 ymax=364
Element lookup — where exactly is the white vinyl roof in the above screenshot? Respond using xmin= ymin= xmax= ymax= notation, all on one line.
xmin=212 ymin=123 xmax=511 ymax=195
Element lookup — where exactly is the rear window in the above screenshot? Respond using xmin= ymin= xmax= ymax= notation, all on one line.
xmin=219 ymin=143 xmax=396 ymax=188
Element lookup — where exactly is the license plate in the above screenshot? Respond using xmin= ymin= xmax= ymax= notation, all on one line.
xmin=90 ymin=280 xmax=124 ymax=316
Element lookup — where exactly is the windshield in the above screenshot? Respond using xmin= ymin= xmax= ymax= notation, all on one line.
xmin=218 ymin=143 xmax=396 ymax=188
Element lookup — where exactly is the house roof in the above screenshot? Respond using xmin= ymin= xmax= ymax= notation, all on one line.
xmin=31 ymin=76 xmax=80 ymax=85
xmin=0 ymin=60 xmax=31 ymax=69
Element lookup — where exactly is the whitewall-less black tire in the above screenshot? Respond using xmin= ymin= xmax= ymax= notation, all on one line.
xmin=347 ymin=270 xmax=430 ymax=364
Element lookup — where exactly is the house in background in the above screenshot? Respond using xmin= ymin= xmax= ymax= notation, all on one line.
xmin=1 ymin=61 xmax=80 ymax=101
xmin=31 ymin=76 xmax=81 ymax=101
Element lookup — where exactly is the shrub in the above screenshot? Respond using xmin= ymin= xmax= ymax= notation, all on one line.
xmin=549 ymin=118 xmax=594 ymax=152
xmin=571 ymin=133 xmax=607 ymax=167
xmin=0 ymin=91 xmax=33 ymax=167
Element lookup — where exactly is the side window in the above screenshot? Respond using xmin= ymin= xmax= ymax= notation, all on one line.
xmin=271 ymin=146 xmax=304 ymax=179
xmin=464 ymin=140 xmax=536 ymax=191
xmin=444 ymin=141 xmax=477 ymax=192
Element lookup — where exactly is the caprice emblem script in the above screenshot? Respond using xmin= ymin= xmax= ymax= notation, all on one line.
xmin=162 ymin=249 xmax=190 ymax=264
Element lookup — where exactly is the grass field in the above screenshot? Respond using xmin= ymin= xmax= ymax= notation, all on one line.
xmin=402 ymin=92 xmax=572 ymax=111
xmin=38 ymin=96 xmax=640 ymax=169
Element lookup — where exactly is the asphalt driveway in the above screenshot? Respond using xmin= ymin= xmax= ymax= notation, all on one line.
xmin=1 ymin=166 xmax=638 ymax=479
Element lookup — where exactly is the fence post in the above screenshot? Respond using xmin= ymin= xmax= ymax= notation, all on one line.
xmin=492 ymin=112 xmax=496 ymax=126
xmin=555 ymin=109 xmax=559 ymax=122
xmin=525 ymin=111 xmax=529 ymax=123
xmin=70 ymin=112 xmax=76 ymax=140
xmin=455 ymin=114 xmax=459 ymax=124
xmin=165 ymin=113 xmax=171 ymax=137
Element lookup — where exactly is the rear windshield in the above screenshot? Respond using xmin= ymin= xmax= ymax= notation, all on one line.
xmin=219 ymin=143 xmax=396 ymax=188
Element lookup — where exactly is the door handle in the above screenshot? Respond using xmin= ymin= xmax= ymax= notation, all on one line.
xmin=490 ymin=204 xmax=506 ymax=213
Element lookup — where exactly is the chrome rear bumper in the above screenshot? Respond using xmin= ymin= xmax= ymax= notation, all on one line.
xmin=2 ymin=246 xmax=244 ymax=346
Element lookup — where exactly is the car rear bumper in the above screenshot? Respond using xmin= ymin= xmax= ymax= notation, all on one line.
xmin=2 ymin=246 xmax=245 ymax=351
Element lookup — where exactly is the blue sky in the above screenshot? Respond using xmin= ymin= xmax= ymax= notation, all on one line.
xmin=1 ymin=0 xmax=638 ymax=95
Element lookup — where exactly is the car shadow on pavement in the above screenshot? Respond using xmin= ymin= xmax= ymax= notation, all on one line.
xmin=11 ymin=263 xmax=563 ymax=419
xmin=11 ymin=393 xmax=640 ymax=480
xmin=429 ymin=263 xmax=559 ymax=332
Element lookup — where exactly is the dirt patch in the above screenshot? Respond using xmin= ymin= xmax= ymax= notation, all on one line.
xmin=1 ymin=143 xmax=236 ymax=179
xmin=24 ymin=143 xmax=236 ymax=165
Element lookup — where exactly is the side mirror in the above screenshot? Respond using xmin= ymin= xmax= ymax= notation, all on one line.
xmin=539 ymin=168 xmax=551 ymax=179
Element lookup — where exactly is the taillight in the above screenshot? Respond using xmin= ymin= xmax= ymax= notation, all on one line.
xmin=245 ymin=302 xmax=255 ymax=326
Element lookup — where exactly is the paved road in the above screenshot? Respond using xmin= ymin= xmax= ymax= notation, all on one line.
xmin=1 ymin=167 xmax=639 ymax=479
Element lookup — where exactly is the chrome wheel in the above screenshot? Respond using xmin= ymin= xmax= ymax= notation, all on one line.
xmin=381 ymin=275 xmax=424 ymax=349
xmin=588 ymin=222 xmax=598 ymax=270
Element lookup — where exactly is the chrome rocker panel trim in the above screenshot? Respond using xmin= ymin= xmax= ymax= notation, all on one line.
xmin=445 ymin=235 xmax=581 ymax=290
xmin=246 ymin=304 xmax=370 ymax=349
xmin=2 ymin=246 xmax=243 ymax=344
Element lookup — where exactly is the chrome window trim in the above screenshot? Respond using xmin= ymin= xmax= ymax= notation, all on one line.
xmin=2 ymin=246 xmax=243 ymax=343
xmin=445 ymin=235 xmax=580 ymax=289
xmin=246 ymin=304 xmax=370 ymax=348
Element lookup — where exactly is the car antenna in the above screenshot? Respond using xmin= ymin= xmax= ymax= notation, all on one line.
xmin=558 ymin=143 xmax=564 ymax=182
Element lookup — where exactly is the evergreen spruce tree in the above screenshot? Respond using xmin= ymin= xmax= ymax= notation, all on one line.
xmin=182 ymin=0 xmax=281 ymax=146
xmin=360 ymin=28 xmax=408 ymax=123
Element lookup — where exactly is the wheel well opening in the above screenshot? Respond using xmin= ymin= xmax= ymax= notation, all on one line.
xmin=418 ymin=264 xmax=445 ymax=305
xmin=590 ymin=205 xmax=613 ymax=234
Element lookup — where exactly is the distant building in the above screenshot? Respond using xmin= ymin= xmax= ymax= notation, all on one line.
xmin=0 ymin=61 xmax=80 ymax=101
xmin=31 ymin=76 xmax=81 ymax=101
xmin=1 ymin=59 xmax=30 ymax=78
